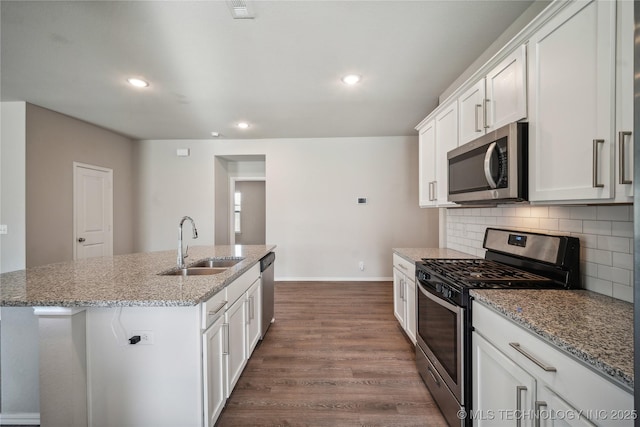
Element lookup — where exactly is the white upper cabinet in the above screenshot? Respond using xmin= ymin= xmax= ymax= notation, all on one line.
xmin=458 ymin=79 xmax=486 ymax=145
xmin=417 ymin=100 xmax=458 ymax=208
xmin=614 ymin=0 xmax=633 ymax=202
xmin=434 ymin=101 xmax=458 ymax=206
xmin=418 ymin=119 xmax=437 ymax=207
xmin=459 ymin=45 xmax=527 ymax=145
xmin=528 ymin=0 xmax=616 ymax=203
xmin=486 ymin=45 xmax=527 ymax=132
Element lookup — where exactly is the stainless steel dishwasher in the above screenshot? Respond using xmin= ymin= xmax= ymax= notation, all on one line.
xmin=260 ymin=252 xmax=275 ymax=338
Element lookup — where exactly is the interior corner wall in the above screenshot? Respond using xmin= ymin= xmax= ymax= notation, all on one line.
xmin=25 ymin=104 xmax=135 ymax=267
xmin=214 ymin=157 xmax=230 ymax=245
xmin=1 ymin=102 xmax=26 ymax=273
xmin=134 ymin=136 xmax=439 ymax=280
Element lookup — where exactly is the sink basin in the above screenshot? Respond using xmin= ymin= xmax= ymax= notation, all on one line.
xmin=160 ymin=267 xmax=227 ymax=276
xmin=189 ymin=257 xmax=244 ymax=268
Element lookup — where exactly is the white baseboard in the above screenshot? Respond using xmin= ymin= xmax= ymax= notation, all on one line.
xmin=276 ymin=277 xmax=392 ymax=282
xmin=0 ymin=412 xmax=41 ymax=425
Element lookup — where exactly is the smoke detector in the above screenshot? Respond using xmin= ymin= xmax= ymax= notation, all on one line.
xmin=227 ymin=0 xmax=255 ymax=19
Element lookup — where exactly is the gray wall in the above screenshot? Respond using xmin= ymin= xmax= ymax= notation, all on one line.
xmin=25 ymin=104 xmax=135 ymax=267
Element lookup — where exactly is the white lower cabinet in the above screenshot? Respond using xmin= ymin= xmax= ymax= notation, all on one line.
xmin=225 ymin=293 xmax=248 ymax=396
xmin=203 ymin=315 xmax=226 ymax=427
xmin=392 ymin=254 xmax=416 ymax=344
xmin=246 ymin=278 xmax=262 ymax=356
xmin=472 ymin=302 xmax=633 ymax=427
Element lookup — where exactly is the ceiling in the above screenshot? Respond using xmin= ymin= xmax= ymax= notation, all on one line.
xmin=1 ymin=0 xmax=535 ymax=140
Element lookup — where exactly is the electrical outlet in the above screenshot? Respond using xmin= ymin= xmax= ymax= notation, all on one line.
xmin=359 ymin=261 xmax=365 ymax=271
xmin=131 ymin=330 xmax=154 ymax=345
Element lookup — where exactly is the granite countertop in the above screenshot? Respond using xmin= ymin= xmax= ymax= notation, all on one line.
xmin=0 ymin=245 xmax=275 ymax=308
xmin=393 ymin=248 xmax=478 ymax=263
xmin=471 ymin=289 xmax=633 ymax=390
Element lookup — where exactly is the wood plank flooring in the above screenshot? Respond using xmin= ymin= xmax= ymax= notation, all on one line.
xmin=216 ymin=281 xmax=447 ymax=427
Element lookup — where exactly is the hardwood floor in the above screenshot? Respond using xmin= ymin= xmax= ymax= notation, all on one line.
xmin=216 ymin=281 xmax=448 ymax=427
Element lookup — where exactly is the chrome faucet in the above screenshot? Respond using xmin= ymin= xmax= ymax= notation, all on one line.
xmin=177 ymin=216 xmax=198 ymax=268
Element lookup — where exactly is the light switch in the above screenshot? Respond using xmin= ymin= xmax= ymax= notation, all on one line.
xmin=176 ymin=148 xmax=190 ymax=157
xmin=0 ymin=225 xmax=7 ymax=235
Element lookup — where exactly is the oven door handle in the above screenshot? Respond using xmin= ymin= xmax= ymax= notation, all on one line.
xmin=417 ymin=280 xmax=461 ymax=313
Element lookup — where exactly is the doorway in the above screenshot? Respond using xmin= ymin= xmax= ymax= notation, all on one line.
xmin=73 ymin=162 xmax=113 ymax=260
xmin=232 ymin=180 xmax=266 ymax=245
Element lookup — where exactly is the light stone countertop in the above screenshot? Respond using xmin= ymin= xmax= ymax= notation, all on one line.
xmin=393 ymin=248 xmax=478 ymax=263
xmin=471 ymin=289 xmax=633 ymax=390
xmin=0 ymin=245 xmax=275 ymax=307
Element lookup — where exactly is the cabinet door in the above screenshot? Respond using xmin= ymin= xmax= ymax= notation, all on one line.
xmin=203 ymin=315 xmax=226 ymax=427
xmin=614 ymin=0 xmax=633 ymax=201
xmin=225 ymin=296 xmax=247 ymax=396
xmin=247 ymin=279 xmax=262 ymax=356
xmin=393 ymin=268 xmax=406 ymax=327
xmin=435 ymin=101 xmax=458 ymax=206
xmin=458 ymin=79 xmax=486 ymax=145
xmin=418 ymin=119 xmax=437 ymax=207
xmin=528 ymin=0 xmax=615 ymax=202
xmin=404 ymin=277 xmax=416 ymax=345
xmin=473 ymin=332 xmax=536 ymax=426
xmin=486 ymin=45 xmax=527 ymax=131
xmin=536 ymin=385 xmax=596 ymax=427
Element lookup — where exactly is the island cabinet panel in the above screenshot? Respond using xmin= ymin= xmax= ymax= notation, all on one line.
xmin=472 ymin=302 xmax=633 ymax=427
xmin=392 ymin=254 xmax=416 ymax=344
xmin=86 ymin=306 xmax=202 ymax=427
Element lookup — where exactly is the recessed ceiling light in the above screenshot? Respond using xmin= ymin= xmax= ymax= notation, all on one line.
xmin=341 ymin=74 xmax=361 ymax=85
xmin=127 ymin=77 xmax=149 ymax=88
xmin=237 ymin=122 xmax=250 ymax=129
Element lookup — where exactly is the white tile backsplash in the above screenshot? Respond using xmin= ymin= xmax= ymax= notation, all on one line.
xmin=446 ymin=204 xmax=634 ymax=302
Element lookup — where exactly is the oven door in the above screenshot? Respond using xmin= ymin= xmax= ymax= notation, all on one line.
xmin=416 ymin=279 xmax=464 ymax=404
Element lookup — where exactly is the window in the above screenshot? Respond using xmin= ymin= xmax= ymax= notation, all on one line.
xmin=234 ymin=191 xmax=242 ymax=233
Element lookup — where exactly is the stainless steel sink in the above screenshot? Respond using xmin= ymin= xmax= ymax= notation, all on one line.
xmin=160 ymin=267 xmax=227 ymax=276
xmin=189 ymin=257 xmax=244 ymax=268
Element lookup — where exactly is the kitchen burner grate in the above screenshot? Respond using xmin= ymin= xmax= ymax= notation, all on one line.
xmin=420 ymin=258 xmax=553 ymax=284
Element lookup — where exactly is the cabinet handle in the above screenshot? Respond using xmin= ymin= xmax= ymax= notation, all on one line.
xmin=428 ymin=181 xmax=435 ymax=201
xmin=222 ymin=323 xmax=229 ymax=355
xmin=592 ymin=139 xmax=605 ymax=188
xmin=208 ymin=301 xmax=227 ymax=317
xmin=400 ymin=278 xmax=405 ymax=300
xmin=509 ymin=342 xmax=557 ymax=372
xmin=535 ymin=401 xmax=547 ymax=427
xmin=475 ymin=104 xmax=482 ymax=132
xmin=398 ymin=264 xmax=408 ymax=270
xmin=483 ymin=98 xmax=490 ymax=129
xmin=516 ymin=385 xmax=527 ymax=427
xmin=432 ymin=181 xmax=437 ymax=201
xmin=618 ymin=131 xmax=632 ymax=184
xmin=249 ymin=296 xmax=255 ymax=320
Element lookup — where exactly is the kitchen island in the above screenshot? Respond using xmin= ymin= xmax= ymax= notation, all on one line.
xmin=0 ymin=245 xmax=275 ymax=427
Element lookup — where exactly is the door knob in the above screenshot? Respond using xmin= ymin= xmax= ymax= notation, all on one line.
xmin=78 ymin=237 xmax=86 ymax=243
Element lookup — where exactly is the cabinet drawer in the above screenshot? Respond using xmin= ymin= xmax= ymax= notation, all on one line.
xmin=202 ymin=288 xmax=228 ymax=330
xmin=473 ymin=302 xmax=633 ymax=422
xmin=227 ymin=263 xmax=260 ymax=306
xmin=393 ymin=254 xmax=415 ymax=279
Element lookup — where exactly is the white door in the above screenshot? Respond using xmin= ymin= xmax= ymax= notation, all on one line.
xmin=486 ymin=45 xmax=527 ymax=131
xmin=73 ymin=162 xmax=113 ymax=260
xmin=458 ymin=79 xmax=486 ymax=145
xmin=203 ymin=315 xmax=227 ymax=427
xmin=435 ymin=101 xmax=458 ymax=206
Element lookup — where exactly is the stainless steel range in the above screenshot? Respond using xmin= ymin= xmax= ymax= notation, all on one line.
xmin=415 ymin=228 xmax=580 ymax=427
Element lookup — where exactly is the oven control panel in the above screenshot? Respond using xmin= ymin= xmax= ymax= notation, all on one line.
xmin=416 ymin=268 xmax=464 ymax=307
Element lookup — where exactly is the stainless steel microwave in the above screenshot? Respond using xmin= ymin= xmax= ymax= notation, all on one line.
xmin=447 ymin=122 xmax=527 ymax=204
